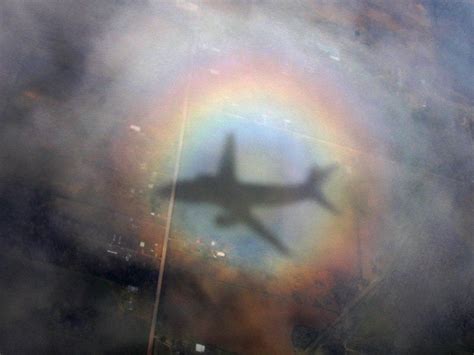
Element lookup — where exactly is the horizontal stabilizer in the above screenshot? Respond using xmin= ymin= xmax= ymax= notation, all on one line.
xmin=306 ymin=165 xmax=339 ymax=214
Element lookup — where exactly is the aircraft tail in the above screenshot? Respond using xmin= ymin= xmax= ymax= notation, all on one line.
xmin=305 ymin=165 xmax=336 ymax=186
xmin=305 ymin=165 xmax=339 ymax=214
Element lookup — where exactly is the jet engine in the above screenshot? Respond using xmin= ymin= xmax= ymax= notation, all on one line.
xmin=215 ymin=214 xmax=237 ymax=227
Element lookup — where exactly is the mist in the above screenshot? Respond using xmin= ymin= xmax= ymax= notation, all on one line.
xmin=0 ymin=0 xmax=473 ymax=354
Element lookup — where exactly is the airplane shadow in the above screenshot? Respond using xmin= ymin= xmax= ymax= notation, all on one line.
xmin=152 ymin=134 xmax=339 ymax=256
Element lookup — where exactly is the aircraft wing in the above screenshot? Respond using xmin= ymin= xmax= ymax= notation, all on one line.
xmin=240 ymin=211 xmax=291 ymax=256
xmin=218 ymin=134 xmax=236 ymax=181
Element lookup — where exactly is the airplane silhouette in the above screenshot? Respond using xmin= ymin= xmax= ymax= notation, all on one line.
xmin=156 ymin=134 xmax=338 ymax=256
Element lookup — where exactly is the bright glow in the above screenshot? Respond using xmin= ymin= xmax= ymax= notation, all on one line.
xmin=195 ymin=343 xmax=205 ymax=352
xmin=129 ymin=124 xmax=141 ymax=132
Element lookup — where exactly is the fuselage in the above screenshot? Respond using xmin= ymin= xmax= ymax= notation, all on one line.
xmin=161 ymin=175 xmax=309 ymax=211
